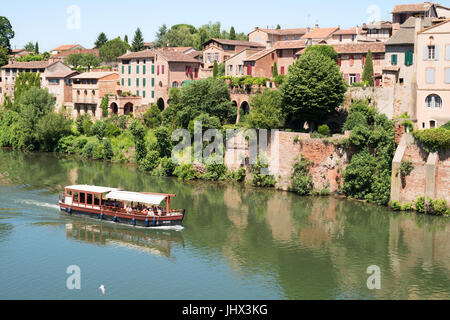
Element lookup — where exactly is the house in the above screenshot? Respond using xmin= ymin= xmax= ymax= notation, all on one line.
xmin=117 ymin=49 xmax=156 ymax=106
xmin=144 ymin=42 xmax=153 ymax=50
xmin=360 ymin=21 xmax=396 ymax=42
xmin=153 ymin=49 xmax=202 ymax=109
xmin=202 ymin=39 xmax=265 ymax=71
xmin=225 ymin=48 xmax=265 ymax=77
xmin=382 ymin=17 xmax=435 ymax=86
xmin=0 ymin=60 xmax=77 ymax=107
xmin=11 ymin=49 xmax=30 ymax=59
xmin=328 ymin=28 xmax=360 ymax=44
xmin=415 ymin=19 xmax=450 ymax=129
xmin=243 ymin=40 xmax=307 ymax=78
xmin=392 ymin=2 xmax=442 ymax=24
xmin=51 ymin=44 xmax=85 ymax=55
xmin=50 ymin=48 xmax=100 ymax=63
xmin=71 ymin=72 xmax=120 ymax=120
xmin=301 ymin=25 xmax=340 ymax=44
xmin=331 ymin=42 xmax=386 ymax=86
xmin=248 ymin=27 xmax=308 ymax=48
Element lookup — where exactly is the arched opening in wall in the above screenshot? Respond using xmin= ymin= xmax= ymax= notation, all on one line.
xmin=110 ymin=102 xmax=118 ymax=115
xmin=157 ymin=98 xmax=165 ymax=111
xmin=425 ymin=94 xmax=442 ymax=109
xmin=430 ymin=120 xmax=436 ymax=129
xmin=232 ymin=101 xmax=238 ymax=108
xmin=172 ymin=81 xmax=179 ymax=88
xmin=239 ymin=101 xmax=250 ymax=122
xmin=124 ymin=102 xmax=134 ymax=115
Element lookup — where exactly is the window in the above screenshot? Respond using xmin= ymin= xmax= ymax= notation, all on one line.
xmin=281 ymin=66 xmax=285 ymax=75
xmin=339 ymin=35 xmax=343 ymax=42
xmin=162 ymin=66 xmax=165 ymax=74
xmin=229 ymin=65 xmax=233 ymax=74
xmin=151 ymin=78 xmax=155 ymax=87
xmin=122 ymin=66 xmax=125 ymax=74
xmin=136 ymin=90 xmax=139 ymax=96
xmin=426 ymin=68 xmax=435 ymax=84
xmin=351 ymin=35 xmax=356 ymax=42
xmin=426 ymin=94 xmax=442 ymax=109
xmin=428 ymin=45 xmax=436 ymax=60
xmin=405 ymin=51 xmax=413 ymax=66
xmin=143 ymin=78 xmax=146 ymax=87
xmin=49 ymin=79 xmax=60 ymax=85
xmin=172 ymin=82 xmax=178 ymax=88
xmin=136 ymin=66 xmax=140 ymax=74
xmin=214 ymin=53 xmax=220 ymax=62
xmin=136 ymin=78 xmax=139 ymax=87
xmin=121 ymin=78 xmax=124 ymax=86
xmin=391 ymin=54 xmax=398 ymax=66
xmin=430 ymin=120 xmax=436 ymax=128
xmin=128 ymin=66 xmax=131 ymax=74
xmin=446 ymin=68 xmax=450 ymax=84
xmin=143 ymin=65 xmax=146 ymax=74
xmin=447 ymin=44 xmax=450 ymax=61
xmin=128 ymin=78 xmax=131 ymax=86
xmin=152 ymin=65 xmax=155 ymax=74
xmin=152 ymin=91 xmax=155 ymax=98
xmin=349 ymin=74 xmax=357 ymax=85
xmin=143 ymin=91 xmax=146 ymax=98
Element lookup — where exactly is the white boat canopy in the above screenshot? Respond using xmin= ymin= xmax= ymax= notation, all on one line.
xmin=66 ymin=185 xmax=120 ymax=194
xmin=105 ymin=191 xmax=167 ymax=205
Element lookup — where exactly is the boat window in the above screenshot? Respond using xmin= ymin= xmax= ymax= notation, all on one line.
xmin=73 ymin=192 xmax=79 ymax=203
xmin=66 ymin=190 xmax=73 ymax=196
xmin=80 ymin=193 xmax=86 ymax=204
xmin=94 ymin=194 xmax=100 ymax=206
xmin=87 ymin=194 xmax=93 ymax=205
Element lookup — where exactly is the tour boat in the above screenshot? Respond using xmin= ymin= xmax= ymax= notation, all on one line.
xmin=59 ymin=185 xmax=185 ymax=227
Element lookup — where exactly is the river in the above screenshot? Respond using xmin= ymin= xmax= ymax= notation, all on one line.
xmin=0 ymin=149 xmax=449 ymax=300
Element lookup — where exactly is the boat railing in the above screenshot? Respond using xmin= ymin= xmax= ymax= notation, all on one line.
xmin=101 ymin=206 xmax=183 ymax=217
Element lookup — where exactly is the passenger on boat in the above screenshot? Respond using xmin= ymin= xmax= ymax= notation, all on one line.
xmin=126 ymin=206 xmax=132 ymax=215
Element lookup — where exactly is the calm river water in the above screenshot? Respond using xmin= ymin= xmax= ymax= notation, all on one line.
xmin=0 ymin=150 xmax=449 ymax=300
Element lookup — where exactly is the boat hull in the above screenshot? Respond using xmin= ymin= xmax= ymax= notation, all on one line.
xmin=59 ymin=204 xmax=184 ymax=228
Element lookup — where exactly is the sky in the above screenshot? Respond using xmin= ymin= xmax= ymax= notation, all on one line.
xmin=0 ymin=0 xmax=434 ymax=52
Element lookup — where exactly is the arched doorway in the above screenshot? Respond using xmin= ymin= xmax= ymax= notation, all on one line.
xmin=110 ymin=102 xmax=118 ymax=115
xmin=232 ymin=101 xmax=238 ymax=108
xmin=239 ymin=101 xmax=250 ymax=123
xmin=124 ymin=102 xmax=134 ymax=116
xmin=157 ymin=98 xmax=165 ymax=111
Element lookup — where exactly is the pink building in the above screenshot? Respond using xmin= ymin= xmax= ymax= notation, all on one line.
xmin=301 ymin=26 xmax=340 ymax=44
xmin=415 ymin=19 xmax=450 ymax=129
xmin=0 ymin=60 xmax=77 ymax=108
xmin=248 ymin=27 xmax=308 ymax=48
xmin=331 ymin=43 xmax=386 ymax=86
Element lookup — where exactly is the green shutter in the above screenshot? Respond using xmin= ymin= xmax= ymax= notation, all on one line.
xmin=128 ymin=78 xmax=131 ymax=86
xmin=152 ymin=65 xmax=155 ymax=74
xmin=391 ymin=54 xmax=397 ymax=65
xmin=136 ymin=90 xmax=139 ymax=96
xmin=143 ymin=66 xmax=146 ymax=74
xmin=136 ymin=66 xmax=139 ymax=74
xmin=143 ymin=91 xmax=146 ymax=98
xmin=152 ymin=91 xmax=154 ymax=98
xmin=136 ymin=78 xmax=139 ymax=87
xmin=143 ymin=78 xmax=146 ymax=87
xmin=121 ymin=78 xmax=124 ymax=86
xmin=152 ymin=78 xmax=155 ymax=87
xmin=405 ymin=51 xmax=413 ymax=66
xmin=128 ymin=66 xmax=131 ymax=74
xmin=122 ymin=66 xmax=124 ymax=74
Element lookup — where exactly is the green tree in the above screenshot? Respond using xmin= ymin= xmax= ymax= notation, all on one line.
xmin=129 ymin=120 xmax=147 ymax=163
xmin=99 ymin=37 xmax=130 ymax=62
xmin=213 ymin=60 xmax=219 ymax=78
xmin=362 ymin=50 xmax=374 ymax=86
xmin=24 ymin=41 xmax=35 ymax=52
xmin=272 ymin=62 xmax=278 ymax=77
xmin=143 ymin=105 xmax=162 ymax=128
xmin=154 ymin=24 xmax=167 ymax=47
xmin=303 ymin=44 xmax=338 ymax=63
xmin=131 ymin=28 xmax=145 ymax=52
xmin=229 ymin=26 xmax=236 ymax=40
xmin=94 ymin=32 xmax=108 ymax=49
xmin=35 ymin=112 xmax=72 ymax=151
xmin=35 ymin=42 xmax=39 ymax=55
xmin=65 ymin=53 xmax=84 ymax=68
xmin=124 ymin=35 xmax=129 ymax=45
xmin=280 ymin=50 xmax=346 ymax=129
xmin=0 ymin=46 xmax=9 ymax=67
xmin=0 ymin=17 xmax=14 ymax=51
xmin=81 ymin=54 xmax=101 ymax=71
xmin=92 ymin=120 xmax=107 ymax=141
xmin=14 ymin=72 xmax=41 ymax=102
xmin=246 ymin=89 xmax=284 ymax=129
xmin=101 ymin=95 xmax=109 ymax=118
xmin=276 ymin=24 xmax=281 ymax=30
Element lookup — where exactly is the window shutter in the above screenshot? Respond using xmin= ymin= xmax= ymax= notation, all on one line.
xmin=423 ymin=46 xmax=428 ymax=61
xmin=426 ymin=68 xmax=435 ymax=83
xmin=356 ymin=74 xmax=361 ymax=82
xmin=435 ymin=45 xmax=439 ymax=60
xmin=446 ymin=68 xmax=450 ymax=84
xmin=446 ymin=45 xmax=450 ymax=61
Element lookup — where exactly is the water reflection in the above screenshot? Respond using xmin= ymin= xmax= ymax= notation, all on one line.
xmin=1 ymin=149 xmax=450 ymax=299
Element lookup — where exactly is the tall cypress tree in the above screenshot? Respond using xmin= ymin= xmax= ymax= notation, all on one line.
xmin=229 ymin=26 xmax=236 ymax=40
xmin=213 ymin=60 xmax=219 ymax=78
xmin=272 ymin=62 xmax=278 ymax=77
xmin=35 ymin=42 xmax=39 ymax=54
xmin=362 ymin=50 xmax=374 ymax=86
xmin=124 ymin=35 xmax=129 ymax=44
xmin=94 ymin=32 xmax=108 ymax=49
xmin=131 ymin=28 xmax=145 ymax=52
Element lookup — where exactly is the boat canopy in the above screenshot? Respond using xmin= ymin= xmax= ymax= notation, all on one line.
xmin=105 ymin=191 xmax=167 ymax=205
xmin=66 ymin=185 xmax=120 ymax=194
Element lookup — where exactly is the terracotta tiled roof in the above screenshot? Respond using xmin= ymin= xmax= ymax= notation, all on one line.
xmin=204 ymin=38 xmax=265 ymax=48
xmin=156 ymin=50 xmax=201 ymax=63
xmin=11 ymin=49 xmax=27 ymax=54
xmin=333 ymin=28 xmax=359 ymax=35
xmin=251 ymin=28 xmax=308 ymax=36
xmin=331 ymin=42 xmax=386 ymax=54
xmin=382 ymin=66 xmax=400 ymax=72
xmin=272 ymin=39 xmax=307 ymax=49
xmin=301 ymin=27 xmax=340 ymax=39
xmin=52 ymin=44 xmax=83 ymax=52
xmin=392 ymin=3 xmax=433 ymax=13
xmin=161 ymin=47 xmax=194 ymax=53
xmin=118 ymin=50 xmax=155 ymax=60
xmin=46 ymin=70 xmax=79 ymax=78
xmin=71 ymin=71 xmax=118 ymax=80
xmin=244 ymin=48 xmax=275 ymax=62
xmin=53 ymin=48 xmax=100 ymax=59
xmin=1 ymin=60 xmax=57 ymax=69
xmin=418 ymin=18 xmax=450 ymax=33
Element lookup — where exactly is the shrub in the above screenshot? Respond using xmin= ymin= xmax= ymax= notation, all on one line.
xmin=105 ymin=121 xmax=121 ymax=137
xmin=343 ymin=111 xmax=367 ymax=131
xmin=413 ymin=128 xmax=450 ymax=152
xmin=227 ymin=168 xmax=246 ymax=182
xmin=442 ymin=121 xmax=450 ymax=130
xmin=202 ymin=162 xmax=227 ymax=181
xmin=174 ymin=164 xmax=197 ymax=181
xmin=290 ymin=157 xmax=314 ymax=196
xmin=399 ymin=160 xmax=414 ymax=177
xmin=432 ymin=199 xmax=450 ymax=216
xmin=140 ymin=150 xmax=160 ymax=172
xmin=91 ymin=120 xmax=106 ymax=141
xmin=160 ymin=157 xmax=176 ymax=176
xmin=250 ymin=158 xmax=276 ymax=188
xmin=143 ymin=105 xmax=162 ymax=129
xmin=82 ymin=141 xmax=100 ymax=159
xmin=390 ymin=200 xmax=402 ymax=211
xmin=103 ymin=139 xmax=114 ymax=160
xmin=56 ymin=135 xmax=76 ymax=154
xmin=415 ymin=196 xmax=425 ymax=213
xmin=74 ymin=137 xmax=88 ymax=152
xmin=318 ymin=124 xmax=330 ymax=137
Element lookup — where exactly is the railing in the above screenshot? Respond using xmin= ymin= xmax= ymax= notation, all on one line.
xmin=101 ymin=206 xmax=183 ymax=218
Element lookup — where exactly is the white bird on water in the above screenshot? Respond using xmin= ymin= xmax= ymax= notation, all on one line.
xmin=99 ymin=285 xmax=105 ymax=295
